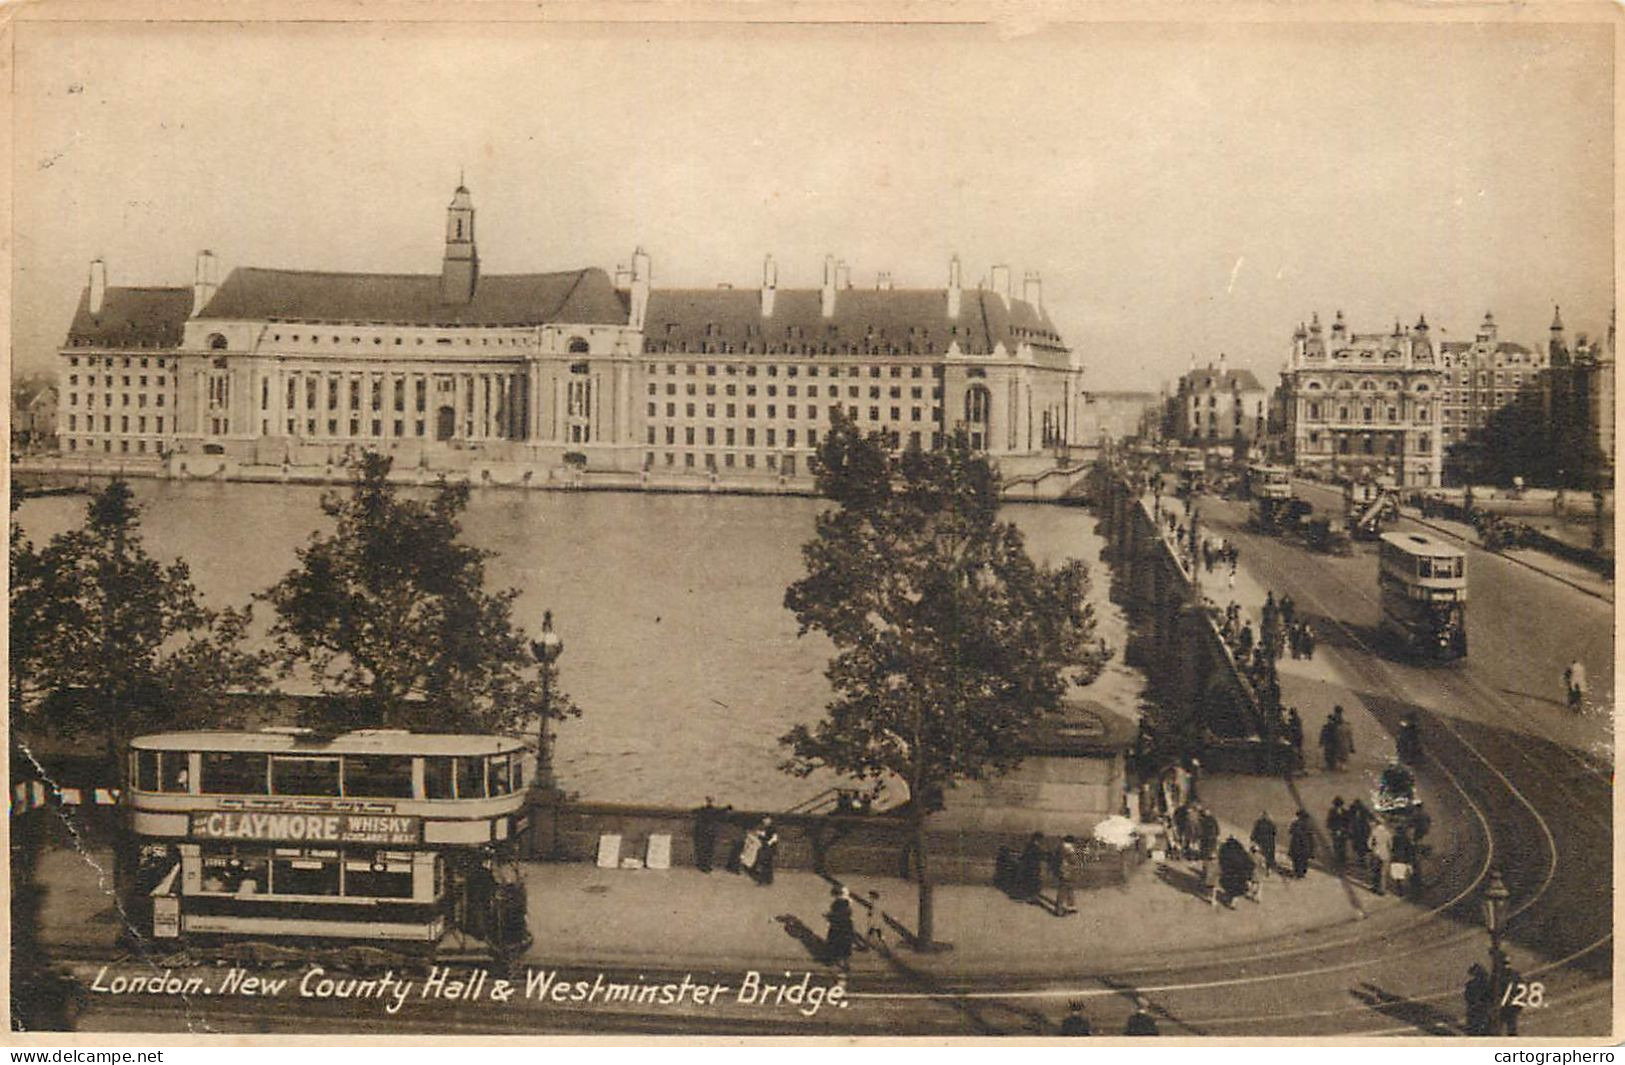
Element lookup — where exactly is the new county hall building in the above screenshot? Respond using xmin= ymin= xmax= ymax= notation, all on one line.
xmin=57 ymin=185 xmax=1081 ymax=483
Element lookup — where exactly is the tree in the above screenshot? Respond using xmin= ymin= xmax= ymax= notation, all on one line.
xmin=9 ymin=480 xmax=266 ymax=767
xmin=261 ymin=451 xmax=574 ymax=736
xmin=781 ymin=414 xmax=1106 ymax=947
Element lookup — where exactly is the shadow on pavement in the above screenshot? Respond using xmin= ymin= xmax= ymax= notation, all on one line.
xmin=773 ymin=914 xmax=829 ymax=965
xmin=1348 ymin=981 xmax=1461 ymax=1036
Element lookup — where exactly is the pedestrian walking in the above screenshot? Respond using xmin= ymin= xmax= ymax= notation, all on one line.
xmin=1464 ymin=963 xmax=1492 ymax=1035
xmin=1346 ymin=800 xmax=1373 ymax=865
xmin=824 ymin=885 xmax=855 ymax=970
xmin=1238 ymin=622 xmax=1255 ymax=657
xmin=1370 ymin=819 xmax=1393 ymax=895
xmin=1249 ymin=811 xmax=1277 ymax=875
xmin=1286 ymin=708 xmax=1304 ymax=764
xmin=1390 ymin=826 xmax=1416 ymax=899
xmin=1172 ymin=802 xmax=1194 ymax=859
xmin=1320 ymin=706 xmax=1352 ymax=770
xmin=1280 ymin=594 xmax=1296 ymax=630
xmin=1017 ymin=831 xmax=1046 ymax=905
xmin=863 ymin=889 xmax=886 ymax=950
xmin=1200 ymin=852 xmax=1221 ymax=907
xmin=1197 ymin=805 xmax=1220 ymax=860
xmin=1217 ymin=835 xmax=1251 ymax=906
xmin=1564 ymin=659 xmax=1587 ymax=713
xmin=1124 ymin=996 xmax=1160 ymax=1036
xmin=1288 ymin=809 xmax=1316 ymax=878
xmin=1054 ymin=835 xmax=1080 ymax=916
xmin=1246 ymin=844 xmax=1267 ymax=901
xmin=1059 ymin=1001 xmax=1093 ymax=1036
xmin=1327 ymin=797 xmax=1349 ymax=866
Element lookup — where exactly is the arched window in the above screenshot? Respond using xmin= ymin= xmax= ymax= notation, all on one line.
xmin=208 ymin=333 xmax=228 ymax=350
xmin=567 ymin=337 xmax=590 ymax=355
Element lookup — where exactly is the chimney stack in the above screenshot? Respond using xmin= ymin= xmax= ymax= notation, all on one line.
xmin=821 ymin=254 xmax=837 ymax=318
xmin=761 ymin=254 xmax=777 ymax=317
xmin=1023 ymin=271 xmax=1042 ymax=310
xmin=88 ymin=258 xmax=107 ymax=316
xmin=629 ymin=246 xmax=651 ymax=332
xmin=989 ymin=264 xmax=1011 ymax=307
xmin=947 ymin=255 xmax=962 ymax=319
xmin=836 ymin=260 xmax=851 ymax=291
xmin=876 ymin=271 xmax=893 ymax=291
xmin=192 ymin=250 xmax=218 ymax=318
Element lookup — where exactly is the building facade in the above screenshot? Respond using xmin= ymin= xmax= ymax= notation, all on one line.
xmin=1279 ymin=311 xmax=1443 ymax=487
xmin=1163 ymin=356 xmax=1268 ymax=446
xmin=1437 ymin=311 xmax=1548 ymax=483
xmin=57 ymin=186 xmax=1083 ymax=483
xmin=1542 ymin=307 xmax=1616 ymax=488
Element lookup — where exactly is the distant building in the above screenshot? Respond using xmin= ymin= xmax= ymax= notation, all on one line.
xmin=11 ymin=379 xmax=59 ymax=454
xmin=56 ymin=185 xmax=1083 ymax=481
xmin=1279 ymin=311 xmax=1443 ymax=487
xmin=1438 ymin=311 xmax=1549 ymax=483
xmin=1164 ymin=355 xmax=1267 ymax=446
xmin=1542 ymin=306 xmax=1616 ymax=488
xmin=1076 ymin=390 xmax=1161 ymax=445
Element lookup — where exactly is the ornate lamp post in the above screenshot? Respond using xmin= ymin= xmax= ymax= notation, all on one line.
xmin=1482 ymin=867 xmax=1511 ymax=1034
xmin=530 ymin=610 xmax=564 ymax=792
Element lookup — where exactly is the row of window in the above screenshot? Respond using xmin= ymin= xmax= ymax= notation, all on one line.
xmin=646 ymin=362 xmax=944 ymax=380
xmin=260 ymin=331 xmax=541 ymax=349
xmin=66 ymin=414 xmax=164 ymax=434
xmin=1302 ymin=403 xmax=1432 ymax=424
xmin=67 ymin=374 xmax=166 ymax=389
xmin=645 ymin=381 xmax=940 ymax=401
xmin=66 ymin=356 xmax=168 ymax=369
xmin=647 ymin=401 xmax=941 ymax=423
xmin=67 ymin=437 xmax=156 ymax=454
xmin=133 ymin=749 xmax=524 ymax=800
xmin=197 ymin=846 xmax=422 ymax=901
xmin=1301 ymin=431 xmax=1433 ymax=455
xmin=65 ymin=392 xmax=167 ymax=411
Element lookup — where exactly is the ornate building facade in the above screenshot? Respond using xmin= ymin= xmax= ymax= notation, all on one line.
xmin=57 ymin=186 xmax=1082 ymax=483
xmin=1542 ymin=306 xmax=1616 ymax=488
xmin=1279 ymin=311 xmax=1444 ymax=487
xmin=1437 ymin=311 xmax=1548 ymax=483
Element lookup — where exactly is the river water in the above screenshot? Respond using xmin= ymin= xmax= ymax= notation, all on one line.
xmin=15 ymin=482 xmax=1142 ymax=808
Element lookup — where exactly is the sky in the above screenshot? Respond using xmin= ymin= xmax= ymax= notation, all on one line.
xmin=10 ymin=16 xmax=1615 ymax=390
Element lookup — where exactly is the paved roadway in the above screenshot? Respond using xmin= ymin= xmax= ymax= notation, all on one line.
xmin=59 ymin=483 xmax=1614 ymax=1038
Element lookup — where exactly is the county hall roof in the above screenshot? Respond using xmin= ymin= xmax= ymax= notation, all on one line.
xmin=64 ymin=287 xmax=192 ymax=349
xmin=640 ymin=286 xmax=1069 ymax=366
xmin=195 ymin=266 xmax=630 ymax=328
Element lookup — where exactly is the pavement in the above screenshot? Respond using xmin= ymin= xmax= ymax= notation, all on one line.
xmin=1396 ymin=505 xmax=1613 ymax=603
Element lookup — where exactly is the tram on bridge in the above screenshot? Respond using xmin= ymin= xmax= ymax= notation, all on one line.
xmin=1243 ymin=463 xmax=1293 ymax=502
xmin=122 ymin=729 xmax=532 ymax=957
xmin=1377 ymin=532 xmax=1468 ymax=661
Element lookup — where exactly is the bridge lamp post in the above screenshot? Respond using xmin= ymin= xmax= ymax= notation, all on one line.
xmin=530 ymin=610 xmax=564 ymax=793
xmin=1482 ymin=867 xmax=1511 ymax=1035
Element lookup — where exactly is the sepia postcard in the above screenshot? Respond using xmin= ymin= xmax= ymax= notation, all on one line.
xmin=5 ymin=0 xmax=1618 ymax=1044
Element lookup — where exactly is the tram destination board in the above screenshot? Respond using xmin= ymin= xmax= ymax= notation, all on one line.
xmin=190 ymin=810 xmax=421 ymax=846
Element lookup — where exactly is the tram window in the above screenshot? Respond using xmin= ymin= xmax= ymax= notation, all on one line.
xmin=343 ymin=755 xmax=415 ymax=798
xmin=271 ymin=854 xmax=341 ymax=896
xmin=456 ymin=756 xmax=486 ymax=799
xmin=135 ymin=750 xmax=159 ymax=792
xmin=201 ymin=752 xmax=268 ymax=794
xmin=488 ymin=754 xmax=512 ymax=795
xmin=344 ymin=854 xmax=415 ymax=899
xmin=424 ymin=757 xmax=455 ymax=799
xmin=271 ymin=756 xmax=341 ymax=797
xmin=159 ymin=753 xmax=190 ymax=793
xmin=201 ymin=848 xmax=268 ymax=895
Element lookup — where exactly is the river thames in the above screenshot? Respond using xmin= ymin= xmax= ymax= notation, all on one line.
xmin=16 ymin=482 xmax=1143 ymax=808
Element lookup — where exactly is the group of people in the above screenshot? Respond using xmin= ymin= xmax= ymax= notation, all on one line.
xmin=1200 ymin=534 xmax=1240 ymax=577
xmin=1326 ymin=795 xmax=1430 ymax=898
xmin=1059 ymin=995 xmax=1161 ymax=1036
xmin=692 ymin=799 xmax=782 ymax=886
xmin=1005 ymin=831 xmax=1087 ymax=916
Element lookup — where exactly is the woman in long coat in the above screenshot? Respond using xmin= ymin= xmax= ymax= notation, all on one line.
xmin=1288 ymin=809 xmax=1316 ymax=878
xmin=825 ymin=886 xmax=855 ymax=969
xmin=1217 ymin=836 xmax=1252 ymax=905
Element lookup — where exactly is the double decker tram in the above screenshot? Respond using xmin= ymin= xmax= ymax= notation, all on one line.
xmin=122 ymin=729 xmax=532 ymax=958
xmin=1377 ymin=532 xmax=1468 ymax=661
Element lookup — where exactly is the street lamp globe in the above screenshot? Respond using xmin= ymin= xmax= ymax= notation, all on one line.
xmin=1482 ymin=867 xmax=1510 ymax=941
xmin=532 ymin=610 xmax=564 ymax=666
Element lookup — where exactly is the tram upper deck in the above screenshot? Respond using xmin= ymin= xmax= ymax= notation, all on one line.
xmin=127 ymin=729 xmax=531 ymax=847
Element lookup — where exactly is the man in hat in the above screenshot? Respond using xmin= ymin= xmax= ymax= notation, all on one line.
xmin=1059 ymin=1001 xmax=1093 ymax=1036
xmin=1124 ymin=996 xmax=1160 ymax=1036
